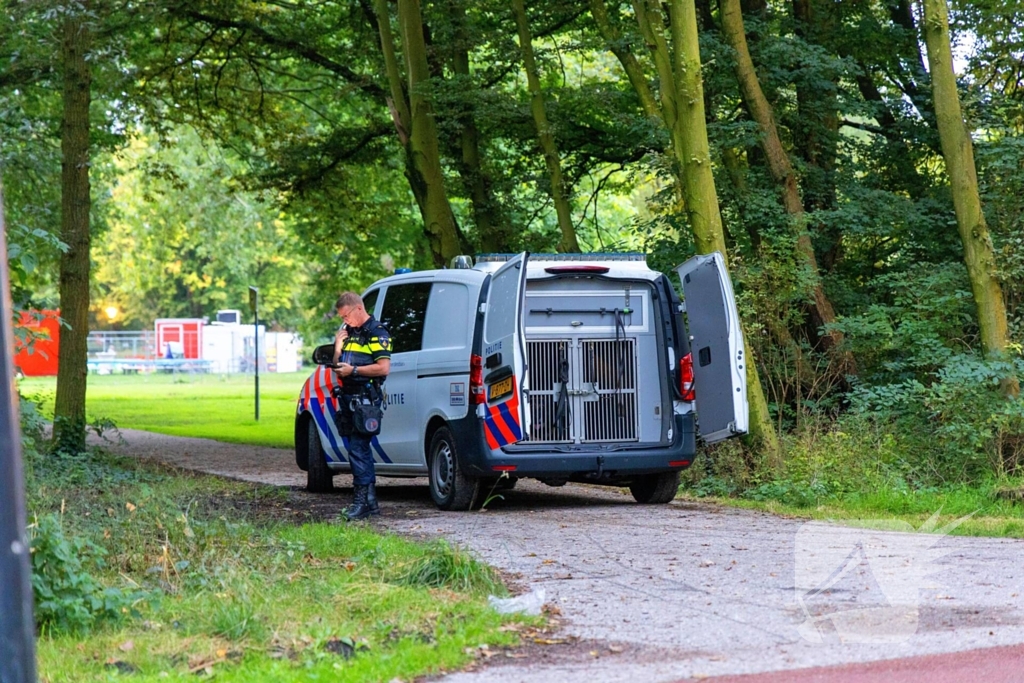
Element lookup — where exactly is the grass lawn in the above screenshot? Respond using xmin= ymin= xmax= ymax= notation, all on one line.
xmin=683 ymin=483 xmax=1024 ymax=539
xmin=25 ymin=443 xmax=535 ymax=682
xmin=19 ymin=372 xmax=310 ymax=449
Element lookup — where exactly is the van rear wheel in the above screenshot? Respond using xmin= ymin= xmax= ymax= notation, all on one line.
xmin=629 ymin=471 xmax=679 ymax=504
xmin=306 ymin=417 xmax=334 ymax=493
xmin=428 ymin=426 xmax=478 ymax=511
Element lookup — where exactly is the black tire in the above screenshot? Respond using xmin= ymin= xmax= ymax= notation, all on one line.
xmin=306 ymin=417 xmax=334 ymax=493
xmin=428 ymin=426 xmax=478 ymax=510
xmin=629 ymin=471 xmax=680 ymax=504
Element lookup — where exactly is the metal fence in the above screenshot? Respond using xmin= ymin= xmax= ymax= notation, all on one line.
xmin=88 ymin=330 xmax=157 ymax=360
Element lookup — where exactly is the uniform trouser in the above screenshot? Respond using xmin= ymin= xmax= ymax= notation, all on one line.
xmin=347 ymin=431 xmax=375 ymax=486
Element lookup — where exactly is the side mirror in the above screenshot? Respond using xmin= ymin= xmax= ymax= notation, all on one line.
xmin=311 ymin=344 xmax=336 ymax=366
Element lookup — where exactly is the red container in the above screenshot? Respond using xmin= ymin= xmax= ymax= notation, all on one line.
xmin=14 ymin=310 xmax=61 ymax=376
xmin=154 ymin=319 xmax=204 ymax=359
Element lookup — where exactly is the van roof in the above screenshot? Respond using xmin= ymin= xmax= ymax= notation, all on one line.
xmin=369 ymin=253 xmax=664 ymax=290
xmin=474 ymin=253 xmax=662 ymax=281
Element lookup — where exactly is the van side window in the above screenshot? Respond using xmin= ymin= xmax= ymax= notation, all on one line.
xmin=362 ymin=288 xmax=380 ymax=316
xmin=379 ymin=282 xmax=431 ymax=353
xmin=422 ymin=283 xmax=469 ymax=350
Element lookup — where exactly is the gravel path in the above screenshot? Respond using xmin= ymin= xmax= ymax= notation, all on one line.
xmin=100 ymin=428 xmax=1024 ymax=682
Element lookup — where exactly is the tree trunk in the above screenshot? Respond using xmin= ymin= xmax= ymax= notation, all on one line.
xmin=921 ymin=0 xmax=1018 ymax=395
xmin=588 ymin=0 xmax=781 ymax=459
xmin=53 ymin=8 xmax=92 ymax=454
xmin=390 ymin=0 xmax=468 ymax=266
xmin=450 ymin=1 xmax=511 ymax=252
xmin=666 ymin=0 xmax=781 ymax=461
xmin=511 ymin=0 xmax=580 ymax=253
xmin=720 ymin=0 xmax=846 ymax=356
xmin=588 ymin=0 xmax=660 ymax=120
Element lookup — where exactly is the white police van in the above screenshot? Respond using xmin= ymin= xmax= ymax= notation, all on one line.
xmin=295 ymin=252 xmax=748 ymax=510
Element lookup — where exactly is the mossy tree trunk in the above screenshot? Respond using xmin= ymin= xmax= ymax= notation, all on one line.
xmin=720 ymin=0 xmax=848 ymax=361
xmin=511 ymin=0 xmax=580 ymax=253
xmin=375 ymin=0 xmax=468 ymax=266
xmin=591 ymin=0 xmax=780 ymax=460
xmin=53 ymin=7 xmax=93 ymax=454
xmin=666 ymin=0 xmax=779 ymax=463
xmin=921 ymin=0 xmax=1018 ymax=396
xmin=450 ymin=1 xmax=511 ymax=252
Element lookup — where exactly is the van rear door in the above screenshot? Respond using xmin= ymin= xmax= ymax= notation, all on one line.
xmin=675 ymin=252 xmax=749 ymax=443
xmin=481 ymin=252 xmax=531 ymax=448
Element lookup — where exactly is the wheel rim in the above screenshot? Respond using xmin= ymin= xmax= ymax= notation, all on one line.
xmin=432 ymin=440 xmax=454 ymax=499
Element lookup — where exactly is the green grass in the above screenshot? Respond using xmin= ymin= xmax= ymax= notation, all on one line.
xmin=26 ymin=444 xmax=528 ymax=682
xmin=683 ymin=482 xmax=1024 ymax=539
xmin=19 ymin=372 xmax=310 ymax=448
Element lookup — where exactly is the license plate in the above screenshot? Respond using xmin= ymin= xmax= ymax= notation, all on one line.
xmin=488 ymin=376 xmax=513 ymax=401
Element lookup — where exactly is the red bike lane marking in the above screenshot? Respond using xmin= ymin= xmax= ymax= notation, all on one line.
xmin=692 ymin=643 xmax=1024 ymax=683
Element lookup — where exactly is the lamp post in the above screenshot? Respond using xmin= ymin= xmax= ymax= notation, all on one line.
xmin=0 ymin=189 xmax=38 ymax=682
xmin=249 ymin=286 xmax=259 ymax=421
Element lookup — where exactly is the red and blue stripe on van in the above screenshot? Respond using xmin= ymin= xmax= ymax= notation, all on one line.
xmin=297 ymin=366 xmax=392 ymax=464
xmin=483 ymin=382 xmax=523 ymax=449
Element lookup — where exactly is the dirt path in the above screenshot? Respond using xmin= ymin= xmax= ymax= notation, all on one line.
xmin=100 ymin=428 xmax=1024 ymax=682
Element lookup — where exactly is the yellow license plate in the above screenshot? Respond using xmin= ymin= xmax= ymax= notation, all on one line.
xmin=488 ymin=376 xmax=513 ymax=401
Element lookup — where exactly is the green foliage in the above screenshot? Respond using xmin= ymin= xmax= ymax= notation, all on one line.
xmin=828 ymin=262 xmax=979 ymax=383
xmin=29 ymin=514 xmax=138 ymax=634
xmin=93 ymin=129 xmax=308 ymax=332
xmin=849 ymin=355 xmax=1024 ymax=482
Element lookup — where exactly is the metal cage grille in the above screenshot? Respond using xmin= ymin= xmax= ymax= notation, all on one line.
xmin=526 ymin=340 xmax=572 ymax=442
xmin=526 ymin=338 xmax=639 ymax=444
xmin=581 ymin=339 xmax=638 ymax=442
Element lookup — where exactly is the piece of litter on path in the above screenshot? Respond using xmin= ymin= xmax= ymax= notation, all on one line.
xmin=488 ymin=588 xmax=546 ymax=615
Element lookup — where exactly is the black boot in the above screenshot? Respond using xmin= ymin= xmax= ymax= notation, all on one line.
xmin=345 ymin=484 xmax=380 ymax=521
xmin=365 ymin=482 xmax=381 ymax=517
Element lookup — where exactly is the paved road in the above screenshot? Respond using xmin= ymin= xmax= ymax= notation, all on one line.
xmin=101 ymin=429 xmax=1024 ymax=682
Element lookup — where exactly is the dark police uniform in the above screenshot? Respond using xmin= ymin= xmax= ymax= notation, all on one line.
xmin=336 ymin=315 xmax=391 ymax=487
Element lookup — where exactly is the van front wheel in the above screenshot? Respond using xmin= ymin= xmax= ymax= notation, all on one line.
xmin=429 ymin=427 xmax=478 ymax=511
xmin=629 ymin=471 xmax=680 ymax=504
xmin=306 ymin=417 xmax=334 ymax=493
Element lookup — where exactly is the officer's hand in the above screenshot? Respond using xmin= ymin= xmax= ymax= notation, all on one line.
xmin=334 ymin=362 xmax=353 ymax=378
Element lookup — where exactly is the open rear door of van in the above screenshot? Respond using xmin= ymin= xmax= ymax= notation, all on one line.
xmin=675 ymin=252 xmax=749 ymax=443
xmin=481 ymin=252 xmax=532 ymax=448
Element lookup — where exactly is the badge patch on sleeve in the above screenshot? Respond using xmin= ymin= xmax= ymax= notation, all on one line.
xmin=380 ymin=338 xmax=390 ymax=350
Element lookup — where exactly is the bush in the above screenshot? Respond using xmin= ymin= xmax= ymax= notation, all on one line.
xmin=29 ymin=514 xmax=138 ymax=634
xmin=849 ymin=355 xmax=1024 ymax=483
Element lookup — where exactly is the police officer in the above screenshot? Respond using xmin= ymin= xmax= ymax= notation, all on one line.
xmin=332 ymin=291 xmax=391 ymax=520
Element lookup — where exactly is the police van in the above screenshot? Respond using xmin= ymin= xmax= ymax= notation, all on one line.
xmin=295 ymin=252 xmax=748 ymax=510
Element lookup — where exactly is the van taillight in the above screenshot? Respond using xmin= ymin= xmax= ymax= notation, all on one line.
xmin=679 ymin=352 xmax=695 ymax=401
xmin=470 ymin=354 xmax=485 ymax=404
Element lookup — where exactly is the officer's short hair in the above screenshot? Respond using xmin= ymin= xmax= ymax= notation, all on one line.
xmin=335 ymin=291 xmax=364 ymax=311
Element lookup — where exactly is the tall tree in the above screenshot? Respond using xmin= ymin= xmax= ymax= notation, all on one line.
xmin=511 ymin=0 xmax=580 ymax=253
xmin=720 ymin=0 xmax=845 ymax=355
xmin=590 ymin=0 xmax=780 ymax=459
xmin=53 ymin=3 xmax=93 ymax=453
xmin=391 ymin=0 xmax=469 ymax=265
xmin=921 ymin=0 xmax=1018 ymax=395
xmin=448 ymin=1 xmax=512 ymax=253
xmin=667 ymin=0 xmax=779 ymax=460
